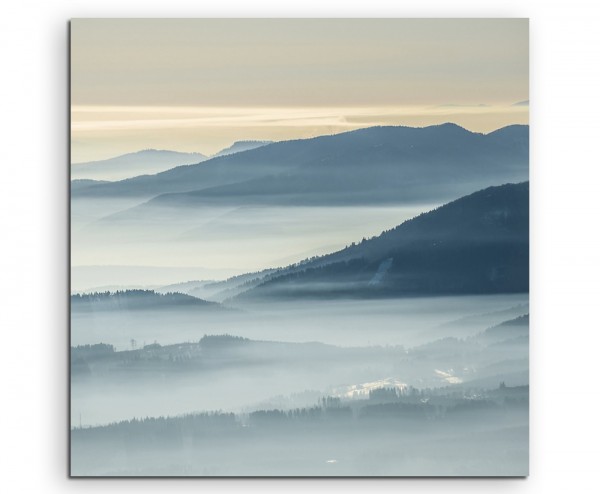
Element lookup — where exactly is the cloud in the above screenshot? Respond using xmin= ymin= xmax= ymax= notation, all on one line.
xmin=71 ymin=104 xmax=526 ymax=133
xmin=436 ymin=103 xmax=491 ymax=108
xmin=70 ymin=104 xmax=530 ymax=161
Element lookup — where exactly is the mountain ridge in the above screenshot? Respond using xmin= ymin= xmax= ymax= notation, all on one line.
xmin=228 ymin=181 xmax=529 ymax=301
xmin=71 ymin=289 xmax=223 ymax=312
xmin=71 ymin=149 xmax=208 ymax=181
xmin=73 ymin=124 xmax=528 ymax=205
xmin=212 ymin=140 xmax=273 ymax=158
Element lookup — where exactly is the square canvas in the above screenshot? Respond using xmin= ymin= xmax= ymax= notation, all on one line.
xmin=70 ymin=18 xmax=529 ymax=477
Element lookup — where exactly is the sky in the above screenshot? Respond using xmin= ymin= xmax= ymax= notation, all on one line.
xmin=71 ymin=18 xmax=528 ymax=162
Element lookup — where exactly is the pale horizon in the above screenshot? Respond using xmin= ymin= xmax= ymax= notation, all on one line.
xmin=71 ymin=18 xmax=528 ymax=162
xmin=72 ymin=112 xmax=528 ymax=163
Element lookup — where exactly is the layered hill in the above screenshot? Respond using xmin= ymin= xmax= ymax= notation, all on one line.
xmin=212 ymin=140 xmax=272 ymax=158
xmin=71 ymin=289 xmax=223 ymax=312
xmin=230 ymin=182 xmax=529 ymax=301
xmin=73 ymin=124 xmax=528 ymax=206
xmin=71 ymin=149 xmax=207 ymax=181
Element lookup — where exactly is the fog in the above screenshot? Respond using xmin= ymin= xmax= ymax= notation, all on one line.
xmin=73 ymin=421 xmax=528 ymax=476
xmin=71 ymin=149 xmax=207 ymax=181
xmin=71 ymin=295 xmax=528 ymax=431
xmin=71 ymin=294 xmax=528 ymax=349
xmin=70 ymin=181 xmax=529 ymax=476
xmin=71 ymin=197 xmax=430 ymax=290
xmin=72 ymin=379 xmax=528 ymax=476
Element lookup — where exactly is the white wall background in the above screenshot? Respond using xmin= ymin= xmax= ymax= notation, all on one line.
xmin=0 ymin=0 xmax=599 ymax=492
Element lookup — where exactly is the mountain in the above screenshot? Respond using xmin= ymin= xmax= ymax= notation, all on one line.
xmin=73 ymin=124 xmax=528 ymax=206
xmin=71 ymin=289 xmax=223 ymax=312
xmin=71 ymin=179 xmax=110 ymax=192
xmin=230 ymin=182 xmax=529 ymax=301
xmin=474 ymin=315 xmax=530 ymax=344
xmin=71 ymin=149 xmax=207 ymax=181
xmin=155 ymin=269 xmax=278 ymax=303
xmin=212 ymin=140 xmax=272 ymax=158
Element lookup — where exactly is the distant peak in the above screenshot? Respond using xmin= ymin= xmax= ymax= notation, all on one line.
xmin=232 ymin=140 xmax=272 ymax=145
xmin=213 ymin=140 xmax=273 ymax=157
xmin=134 ymin=149 xmax=205 ymax=156
xmin=485 ymin=124 xmax=529 ymax=137
xmin=427 ymin=122 xmax=471 ymax=132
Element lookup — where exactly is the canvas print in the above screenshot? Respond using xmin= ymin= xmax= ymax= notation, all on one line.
xmin=70 ymin=19 xmax=529 ymax=477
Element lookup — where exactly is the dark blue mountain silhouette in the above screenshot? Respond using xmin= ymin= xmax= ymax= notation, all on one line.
xmin=74 ymin=124 xmax=528 ymax=206
xmin=71 ymin=289 xmax=223 ymax=312
xmin=231 ymin=182 xmax=529 ymax=300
